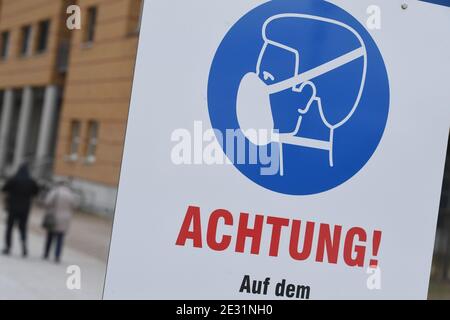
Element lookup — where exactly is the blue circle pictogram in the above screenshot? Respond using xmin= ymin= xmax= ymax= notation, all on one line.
xmin=208 ymin=0 xmax=390 ymax=195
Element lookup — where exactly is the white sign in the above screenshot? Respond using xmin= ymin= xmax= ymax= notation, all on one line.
xmin=104 ymin=0 xmax=450 ymax=299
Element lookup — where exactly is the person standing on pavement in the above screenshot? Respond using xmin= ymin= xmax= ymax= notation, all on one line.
xmin=2 ymin=164 xmax=39 ymax=257
xmin=43 ymin=179 xmax=79 ymax=263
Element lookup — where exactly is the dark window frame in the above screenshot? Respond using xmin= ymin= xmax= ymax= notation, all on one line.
xmin=35 ymin=19 xmax=50 ymax=54
xmin=0 ymin=31 xmax=10 ymax=60
xmin=19 ymin=25 xmax=32 ymax=56
xmin=68 ymin=120 xmax=82 ymax=161
xmin=84 ymin=120 xmax=99 ymax=164
xmin=84 ymin=6 xmax=98 ymax=44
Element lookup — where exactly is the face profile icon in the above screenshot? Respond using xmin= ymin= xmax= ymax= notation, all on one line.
xmin=208 ymin=0 xmax=390 ymax=195
xmin=237 ymin=14 xmax=367 ymax=175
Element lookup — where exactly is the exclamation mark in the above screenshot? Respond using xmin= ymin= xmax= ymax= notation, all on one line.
xmin=369 ymin=230 xmax=382 ymax=267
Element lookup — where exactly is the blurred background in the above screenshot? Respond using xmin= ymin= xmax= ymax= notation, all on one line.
xmin=429 ymin=139 xmax=450 ymax=299
xmin=0 ymin=0 xmax=142 ymax=299
xmin=0 ymin=0 xmax=448 ymax=300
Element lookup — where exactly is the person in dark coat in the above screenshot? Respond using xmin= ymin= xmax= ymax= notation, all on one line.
xmin=2 ymin=164 xmax=39 ymax=257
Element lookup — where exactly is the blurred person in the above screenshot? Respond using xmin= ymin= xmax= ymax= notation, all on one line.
xmin=2 ymin=164 xmax=39 ymax=257
xmin=43 ymin=179 xmax=79 ymax=263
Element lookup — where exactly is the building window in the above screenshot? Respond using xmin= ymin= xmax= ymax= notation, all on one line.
xmin=0 ymin=31 xmax=10 ymax=59
xmin=68 ymin=120 xmax=81 ymax=161
xmin=137 ymin=0 xmax=144 ymax=32
xmin=35 ymin=20 xmax=50 ymax=54
xmin=135 ymin=0 xmax=144 ymax=33
xmin=84 ymin=7 xmax=97 ymax=44
xmin=128 ymin=0 xmax=144 ymax=34
xmin=85 ymin=121 xmax=99 ymax=164
xmin=20 ymin=25 xmax=32 ymax=56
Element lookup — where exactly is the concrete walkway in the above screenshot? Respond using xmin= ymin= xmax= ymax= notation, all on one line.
xmin=0 ymin=205 xmax=113 ymax=300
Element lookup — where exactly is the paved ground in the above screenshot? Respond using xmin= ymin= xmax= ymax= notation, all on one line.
xmin=428 ymin=258 xmax=450 ymax=300
xmin=428 ymin=280 xmax=450 ymax=300
xmin=0 ymin=205 xmax=113 ymax=300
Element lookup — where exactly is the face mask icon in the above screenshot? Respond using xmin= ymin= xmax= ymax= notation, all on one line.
xmin=236 ymin=14 xmax=367 ymax=176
